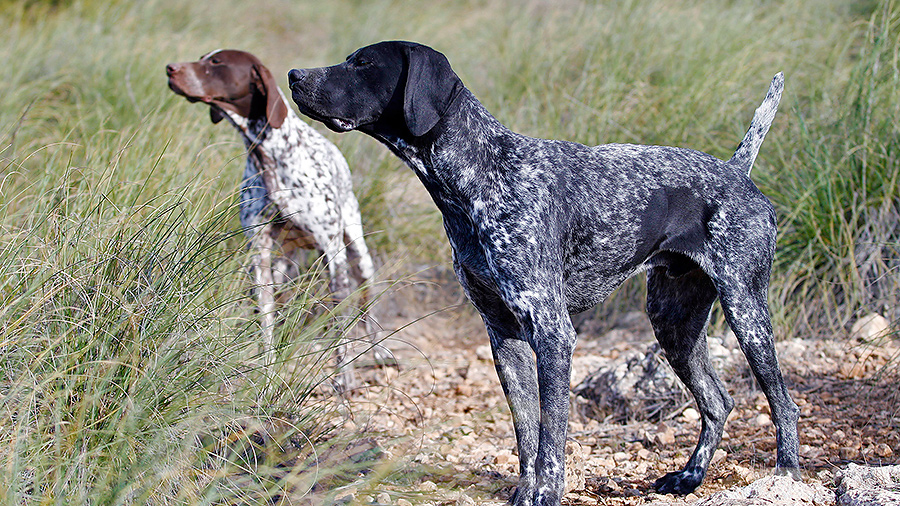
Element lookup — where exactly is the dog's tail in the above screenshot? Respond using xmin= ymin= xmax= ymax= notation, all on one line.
xmin=728 ymin=72 xmax=783 ymax=175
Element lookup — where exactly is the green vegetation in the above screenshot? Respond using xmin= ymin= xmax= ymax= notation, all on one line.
xmin=0 ymin=0 xmax=897 ymax=503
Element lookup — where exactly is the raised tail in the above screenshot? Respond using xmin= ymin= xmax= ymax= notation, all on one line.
xmin=728 ymin=72 xmax=783 ymax=175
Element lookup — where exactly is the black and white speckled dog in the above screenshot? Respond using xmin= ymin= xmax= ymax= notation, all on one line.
xmin=166 ymin=50 xmax=378 ymax=384
xmin=288 ymin=41 xmax=800 ymax=505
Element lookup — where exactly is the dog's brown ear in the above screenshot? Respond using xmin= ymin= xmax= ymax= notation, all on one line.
xmin=403 ymin=44 xmax=463 ymax=137
xmin=251 ymin=63 xmax=288 ymax=129
xmin=210 ymin=107 xmax=225 ymax=124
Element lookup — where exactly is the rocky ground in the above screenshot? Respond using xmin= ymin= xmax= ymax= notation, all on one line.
xmin=321 ymin=281 xmax=900 ymax=505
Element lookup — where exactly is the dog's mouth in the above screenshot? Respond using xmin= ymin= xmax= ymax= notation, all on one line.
xmin=167 ymin=79 xmax=188 ymax=97
xmin=167 ymin=79 xmax=206 ymax=103
xmin=329 ymin=117 xmax=356 ymax=132
xmin=289 ymin=92 xmax=357 ymax=133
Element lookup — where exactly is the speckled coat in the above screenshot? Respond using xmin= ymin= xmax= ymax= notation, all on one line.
xmin=288 ymin=41 xmax=799 ymax=506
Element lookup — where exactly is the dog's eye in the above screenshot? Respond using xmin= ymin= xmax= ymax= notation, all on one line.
xmin=209 ymin=57 xmax=222 ymax=65
xmin=354 ymin=56 xmax=372 ymax=68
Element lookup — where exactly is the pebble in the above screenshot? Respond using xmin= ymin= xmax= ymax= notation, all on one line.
xmin=682 ymin=407 xmax=701 ymax=422
xmin=875 ymin=443 xmax=894 ymax=458
xmin=654 ymin=422 xmax=676 ymax=446
xmin=613 ymin=451 xmax=631 ymax=463
xmin=494 ymin=453 xmax=518 ymax=465
xmin=840 ymin=446 xmax=859 ymax=460
xmin=712 ymin=448 xmax=727 ymax=465
xmin=475 ymin=344 xmax=493 ymax=361
xmin=850 ymin=313 xmax=890 ymax=341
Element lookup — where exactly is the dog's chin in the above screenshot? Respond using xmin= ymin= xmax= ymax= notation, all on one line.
xmin=167 ymin=81 xmax=203 ymax=103
xmin=292 ymin=101 xmax=357 ymax=132
xmin=167 ymin=80 xmax=187 ymax=96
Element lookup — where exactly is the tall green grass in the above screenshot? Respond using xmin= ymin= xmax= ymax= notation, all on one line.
xmin=764 ymin=1 xmax=900 ymax=336
xmin=0 ymin=2 xmax=376 ymax=503
xmin=1 ymin=0 xmax=899 ymax=503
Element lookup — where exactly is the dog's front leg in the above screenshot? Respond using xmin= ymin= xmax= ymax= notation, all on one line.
xmin=491 ymin=333 xmax=541 ymax=505
xmin=252 ymin=223 xmax=278 ymax=369
xmin=455 ymin=263 xmax=541 ymax=505
xmin=491 ymin=287 xmax=575 ymax=505
xmin=530 ymin=310 xmax=576 ymax=506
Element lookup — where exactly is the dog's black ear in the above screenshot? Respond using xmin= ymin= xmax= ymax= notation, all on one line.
xmin=210 ymin=107 xmax=225 ymax=124
xmin=403 ymin=44 xmax=462 ymax=137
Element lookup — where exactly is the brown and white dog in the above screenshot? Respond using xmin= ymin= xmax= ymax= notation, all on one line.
xmin=166 ymin=49 xmax=382 ymax=388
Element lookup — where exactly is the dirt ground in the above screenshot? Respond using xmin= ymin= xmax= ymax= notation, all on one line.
xmin=329 ymin=275 xmax=900 ymax=505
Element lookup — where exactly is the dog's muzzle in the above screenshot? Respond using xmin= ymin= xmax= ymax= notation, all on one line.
xmin=288 ymin=68 xmax=357 ymax=132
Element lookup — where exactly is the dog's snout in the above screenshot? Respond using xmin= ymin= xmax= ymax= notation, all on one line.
xmin=165 ymin=63 xmax=179 ymax=76
xmin=288 ymin=68 xmax=306 ymax=85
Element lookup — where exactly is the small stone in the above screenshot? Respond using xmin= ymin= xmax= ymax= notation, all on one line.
xmin=851 ymin=313 xmax=891 ymax=342
xmin=682 ymin=408 xmax=700 ymax=422
xmin=711 ymin=448 xmax=727 ymax=465
xmin=494 ymin=452 xmax=518 ymax=466
xmin=602 ymin=478 xmax=621 ymax=492
xmin=455 ymin=383 xmax=473 ymax=396
xmin=755 ymin=413 xmax=772 ymax=426
xmin=565 ymin=440 xmax=586 ymax=493
xmin=654 ymin=422 xmax=676 ymax=446
xmin=335 ymin=490 xmax=356 ymax=503
xmin=840 ymin=446 xmax=859 ymax=460
xmin=475 ymin=344 xmax=493 ymax=361
xmin=419 ymin=481 xmax=437 ymax=492
xmin=875 ymin=443 xmax=894 ymax=458
xmin=376 ymin=492 xmax=391 ymax=504
xmin=397 ymin=499 xmax=413 ymax=506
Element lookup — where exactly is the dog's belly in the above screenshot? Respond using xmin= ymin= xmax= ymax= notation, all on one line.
xmin=563 ymin=260 xmax=645 ymax=314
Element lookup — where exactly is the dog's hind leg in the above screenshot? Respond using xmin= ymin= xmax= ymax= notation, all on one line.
xmin=647 ymin=265 xmax=733 ymax=495
xmin=343 ymin=224 xmax=395 ymax=367
xmin=714 ymin=264 xmax=801 ymax=480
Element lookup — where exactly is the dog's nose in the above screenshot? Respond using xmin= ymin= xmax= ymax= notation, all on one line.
xmin=165 ymin=63 xmax=179 ymax=76
xmin=287 ymin=68 xmax=306 ymax=84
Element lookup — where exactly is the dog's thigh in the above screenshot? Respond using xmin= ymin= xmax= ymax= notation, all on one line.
xmin=647 ymin=266 xmax=732 ymax=494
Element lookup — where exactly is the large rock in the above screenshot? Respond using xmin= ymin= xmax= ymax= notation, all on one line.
xmin=573 ymin=343 xmax=689 ymax=422
xmin=693 ymin=475 xmax=833 ymax=506
xmin=836 ymin=464 xmax=900 ymax=506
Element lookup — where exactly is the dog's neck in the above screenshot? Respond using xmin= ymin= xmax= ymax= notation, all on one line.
xmin=217 ymin=89 xmax=307 ymax=156
xmin=219 ymin=89 xmax=317 ymax=235
xmin=375 ymin=88 xmax=510 ymax=197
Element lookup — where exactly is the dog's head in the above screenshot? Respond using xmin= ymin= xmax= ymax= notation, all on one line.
xmin=166 ymin=49 xmax=287 ymax=128
xmin=288 ymin=41 xmax=463 ymax=138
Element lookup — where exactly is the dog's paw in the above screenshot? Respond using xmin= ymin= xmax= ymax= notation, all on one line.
xmin=653 ymin=469 xmax=704 ymax=495
xmin=330 ymin=368 xmax=358 ymax=396
xmin=372 ymin=344 xmax=400 ymax=368
xmin=775 ymin=465 xmax=802 ymax=481
xmin=508 ymin=482 xmax=539 ymax=506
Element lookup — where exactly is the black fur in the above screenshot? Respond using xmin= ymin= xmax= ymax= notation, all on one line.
xmin=288 ymin=41 xmax=800 ymax=506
